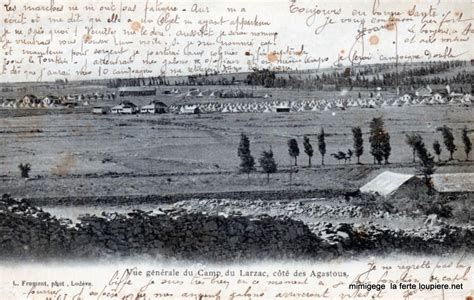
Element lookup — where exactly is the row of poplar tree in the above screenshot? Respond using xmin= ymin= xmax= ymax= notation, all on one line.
xmin=237 ymin=117 xmax=472 ymax=184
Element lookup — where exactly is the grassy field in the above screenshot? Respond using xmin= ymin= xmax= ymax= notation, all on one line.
xmin=0 ymin=104 xmax=472 ymax=199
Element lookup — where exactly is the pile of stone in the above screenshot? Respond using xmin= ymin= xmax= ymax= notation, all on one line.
xmin=172 ymin=199 xmax=397 ymax=220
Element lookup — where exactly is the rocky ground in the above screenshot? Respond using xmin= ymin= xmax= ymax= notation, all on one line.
xmin=173 ymin=198 xmax=395 ymax=219
xmin=1 ymin=194 xmax=473 ymax=261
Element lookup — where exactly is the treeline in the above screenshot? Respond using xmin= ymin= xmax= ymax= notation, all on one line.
xmin=344 ymin=60 xmax=468 ymax=77
xmin=238 ymin=118 xmax=472 ymax=188
xmin=105 ymin=74 xmax=240 ymax=87
xmin=178 ymin=75 xmax=237 ymax=86
xmin=63 ymin=60 xmax=471 ymax=89
xmin=370 ymin=70 xmax=472 ymax=89
xmin=106 ymin=77 xmax=170 ymax=88
xmin=359 ymin=60 xmax=467 ymax=77
xmin=245 ymin=60 xmax=472 ymax=90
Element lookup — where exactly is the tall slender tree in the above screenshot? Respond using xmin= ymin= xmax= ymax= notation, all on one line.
xmin=413 ymin=138 xmax=436 ymax=191
xmin=288 ymin=138 xmax=300 ymax=166
xmin=259 ymin=148 xmax=277 ymax=183
xmin=238 ymin=133 xmax=250 ymax=158
xmin=405 ymin=133 xmax=423 ymax=163
xmin=433 ymin=140 xmax=442 ymax=162
xmin=462 ymin=127 xmax=472 ymax=161
xmin=303 ymin=136 xmax=314 ymax=166
xmin=317 ymin=128 xmax=326 ymax=165
xmin=237 ymin=133 xmax=255 ymax=178
xmin=437 ymin=125 xmax=457 ymax=160
xmin=351 ymin=127 xmax=364 ymax=164
xmin=369 ymin=117 xmax=391 ymax=164
xmin=369 ymin=117 xmax=383 ymax=164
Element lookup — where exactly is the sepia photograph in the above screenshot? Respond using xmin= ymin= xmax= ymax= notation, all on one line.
xmin=0 ymin=0 xmax=472 ymax=299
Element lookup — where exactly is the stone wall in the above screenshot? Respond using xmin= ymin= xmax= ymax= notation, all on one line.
xmin=1 ymin=194 xmax=472 ymax=261
xmin=0 ymin=195 xmax=320 ymax=260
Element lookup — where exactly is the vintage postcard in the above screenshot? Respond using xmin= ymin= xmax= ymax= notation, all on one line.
xmin=0 ymin=0 xmax=473 ymax=299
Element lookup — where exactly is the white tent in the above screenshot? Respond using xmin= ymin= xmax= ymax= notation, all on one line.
xmin=361 ymin=171 xmax=474 ymax=196
xmin=360 ymin=171 xmax=415 ymax=197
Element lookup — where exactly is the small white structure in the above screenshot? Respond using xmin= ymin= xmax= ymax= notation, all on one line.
xmin=179 ymin=105 xmax=200 ymax=114
xmin=415 ymin=86 xmax=432 ymax=97
xmin=20 ymin=94 xmax=40 ymax=107
xmin=274 ymin=102 xmax=291 ymax=112
xmin=401 ymin=94 xmax=412 ymax=103
xmin=111 ymin=105 xmax=122 ymax=114
xmin=42 ymin=95 xmax=61 ymax=106
xmin=185 ymin=89 xmax=201 ymax=97
xmin=140 ymin=101 xmax=167 ymax=114
xmin=21 ymin=94 xmax=38 ymax=104
xmin=461 ymin=94 xmax=472 ymax=106
xmin=92 ymin=107 xmax=108 ymax=114
xmin=111 ymin=101 xmax=138 ymax=114
xmin=432 ymin=93 xmax=443 ymax=103
xmin=121 ymin=106 xmax=137 ymax=114
xmin=0 ymin=99 xmax=16 ymax=108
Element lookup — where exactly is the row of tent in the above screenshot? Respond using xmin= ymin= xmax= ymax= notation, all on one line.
xmin=0 ymin=95 xmax=79 ymax=108
xmin=162 ymin=88 xmax=270 ymax=99
xmin=2 ymin=92 xmax=471 ymax=113
xmin=0 ymin=94 xmax=117 ymax=109
xmin=167 ymin=94 xmax=472 ymax=114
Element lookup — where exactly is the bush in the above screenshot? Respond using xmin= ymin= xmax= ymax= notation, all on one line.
xmin=18 ymin=163 xmax=31 ymax=178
